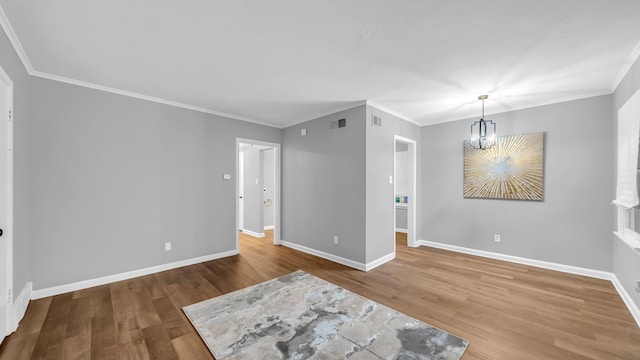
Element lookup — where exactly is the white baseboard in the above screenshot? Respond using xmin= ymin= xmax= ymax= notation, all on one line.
xmin=395 ymin=228 xmax=408 ymax=233
xmin=8 ymin=282 xmax=31 ymax=333
xmin=242 ymin=229 xmax=265 ymax=238
xmin=610 ymin=275 xmax=640 ymax=328
xmin=416 ymin=240 xmax=612 ymax=280
xmin=280 ymin=241 xmax=396 ymax=272
xmin=365 ymin=252 xmax=395 ymax=271
xmin=281 ymin=241 xmax=367 ymax=271
xmin=418 ymin=239 xmax=640 ymax=329
xmin=264 ymin=225 xmax=274 ymax=230
xmin=31 ymin=249 xmax=239 ymax=299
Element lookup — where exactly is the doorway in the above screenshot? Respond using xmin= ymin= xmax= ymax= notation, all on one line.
xmin=0 ymin=64 xmax=14 ymax=344
xmin=394 ymin=135 xmax=417 ymax=248
xmin=236 ymin=138 xmax=281 ymax=251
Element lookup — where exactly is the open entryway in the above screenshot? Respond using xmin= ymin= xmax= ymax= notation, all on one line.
xmin=0 ymin=64 xmax=14 ymax=345
xmin=394 ymin=135 xmax=417 ymax=248
xmin=236 ymin=138 xmax=281 ymax=251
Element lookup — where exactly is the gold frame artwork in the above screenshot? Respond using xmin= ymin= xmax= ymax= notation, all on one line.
xmin=463 ymin=132 xmax=544 ymax=200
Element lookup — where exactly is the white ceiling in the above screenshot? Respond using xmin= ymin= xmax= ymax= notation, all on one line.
xmin=1 ymin=0 xmax=640 ymax=128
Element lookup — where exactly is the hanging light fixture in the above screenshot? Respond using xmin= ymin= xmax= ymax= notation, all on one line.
xmin=470 ymin=95 xmax=496 ymax=150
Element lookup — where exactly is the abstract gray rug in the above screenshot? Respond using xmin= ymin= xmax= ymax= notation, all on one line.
xmin=183 ymin=271 xmax=468 ymax=359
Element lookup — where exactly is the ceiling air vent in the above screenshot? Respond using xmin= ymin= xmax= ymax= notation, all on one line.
xmin=330 ymin=118 xmax=347 ymax=129
xmin=371 ymin=115 xmax=383 ymax=127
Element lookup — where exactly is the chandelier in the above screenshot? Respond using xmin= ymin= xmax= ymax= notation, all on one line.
xmin=470 ymin=95 xmax=496 ymax=150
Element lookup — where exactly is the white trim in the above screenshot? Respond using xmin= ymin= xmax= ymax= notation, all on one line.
xmin=365 ymin=252 xmax=395 ymax=271
xmin=0 ymin=5 xmax=280 ymax=130
xmin=394 ymin=135 xmax=418 ymax=248
xmin=611 ymin=39 xmax=640 ymax=92
xmin=241 ymin=229 xmax=265 ymax=238
xmin=395 ymin=228 xmax=408 ymax=233
xmin=283 ymin=101 xmax=368 ymax=128
xmin=30 ymin=71 xmax=279 ymax=128
xmin=417 ymin=240 xmax=612 ymax=280
xmin=9 ymin=281 xmax=30 ymax=333
xmin=417 ymin=240 xmax=640 ymax=328
xmin=31 ymin=250 xmax=238 ymax=299
xmin=281 ymin=241 xmax=367 ymax=271
xmin=368 ymin=101 xmax=421 ymax=126
xmin=610 ymin=275 xmax=640 ymax=328
xmin=280 ymin=241 xmax=396 ymax=272
xmin=423 ymin=90 xmax=612 ymax=126
xmin=0 ymin=5 xmax=34 ymax=73
xmin=0 ymin=64 xmax=13 ymax=344
xmin=236 ymin=138 xmax=281 ymax=249
xmin=264 ymin=225 xmax=275 ymax=230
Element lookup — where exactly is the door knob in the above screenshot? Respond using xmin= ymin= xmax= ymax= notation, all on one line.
xmin=0 ymin=229 xmax=3 ymax=237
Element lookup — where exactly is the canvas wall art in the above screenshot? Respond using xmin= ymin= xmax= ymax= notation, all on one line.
xmin=464 ymin=132 xmax=544 ymax=200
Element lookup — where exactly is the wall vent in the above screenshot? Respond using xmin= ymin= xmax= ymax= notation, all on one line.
xmin=331 ymin=118 xmax=347 ymax=129
xmin=371 ymin=115 xmax=383 ymax=127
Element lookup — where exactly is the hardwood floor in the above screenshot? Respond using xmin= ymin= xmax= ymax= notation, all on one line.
xmin=1 ymin=230 xmax=639 ymax=359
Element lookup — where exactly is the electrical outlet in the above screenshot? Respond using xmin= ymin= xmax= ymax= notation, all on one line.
xmin=334 ymin=236 xmax=339 ymax=245
xmin=494 ymin=234 xmax=501 ymax=243
xmin=636 ymin=281 xmax=640 ymax=293
xmin=165 ymin=242 xmax=172 ymax=251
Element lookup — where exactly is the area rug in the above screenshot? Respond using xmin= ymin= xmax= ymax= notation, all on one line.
xmin=183 ymin=271 xmax=468 ymax=359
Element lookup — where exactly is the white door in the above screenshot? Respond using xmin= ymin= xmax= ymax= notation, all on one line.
xmin=239 ymin=152 xmax=245 ymax=231
xmin=0 ymin=65 xmax=13 ymax=344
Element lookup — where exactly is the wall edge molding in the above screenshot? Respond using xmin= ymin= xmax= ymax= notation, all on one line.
xmin=31 ymin=250 xmax=239 ymax=299
xmin=611 ymin=39 xmax=640 ymax=92
xmin=417 ymin=240 xmax=612 ymax=279
xmin=241 ymin=229 xmax=265 ymax=238
xmin=0 ymin=4 xmax=34 ymax=73
xmin=610 ymin=274 xmax=640 ymax=328
xmin=280 ymin=241 xmax=366 ymax=271
xmin=418 ymin=240 xmax=640 ymax=329
xmin=365 ymin=252 xmax=395 ymax=271
xmin=8 ymin=281 xmax=31 ymax=334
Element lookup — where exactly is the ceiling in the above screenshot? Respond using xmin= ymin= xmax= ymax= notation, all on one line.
xmin=1 ymin=0 xmax=640 ymax=128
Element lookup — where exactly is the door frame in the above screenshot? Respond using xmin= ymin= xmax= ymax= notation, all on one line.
xmin=394 ymin=135 xmax=417 ymax=248
xmin=238 ymin=152 xmax=244 ymax=231
xmin=0 ymin=64 xmax=14 ymax=343
xmin=235 ymin=138 xmax=281 ymax=250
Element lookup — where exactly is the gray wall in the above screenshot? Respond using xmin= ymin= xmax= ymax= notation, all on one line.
xmin=282 ymin=106 xmax=366 ymax=263
xmin=263 ymin=148 xmax=275 ymax=228
xmin=420 ymin=95 xmax=614 ymax=271
xmin=28 ymin=77 xmax=280 ymax=289
xmin=612 ymin=55 xmax=640 ymax=308
xmin=0 ymin=27 xmax=30 ymax=300
xmin=242 ymin=147 xmax=263 ymax=235
xmin=365 ymin=105 xmax=420 ymax=262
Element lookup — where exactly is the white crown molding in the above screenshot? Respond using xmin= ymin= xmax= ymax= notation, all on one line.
xmin=31 ymin=249 xmax=238 ymax=299
xmin=0 ymin=4 xmax=281 ymax=129
xmin=366 ymin=100 xmax=422 ymax=126
xmin=0 ymin=5 xmax=34 ymax=73
xmin=611 ymin=39 xmax=640 ymax=93
xmin=422 ymin=89 xmax=613 ymax=126
xmin=283 ymin=101 xmax=368 ymax=128
xmin=30 ymin=70 xmax=279 ymax=128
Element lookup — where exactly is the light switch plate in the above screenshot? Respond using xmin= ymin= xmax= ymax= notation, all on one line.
xmin=223 ymin=174 xmax=231 ymax=180
xmin=301 ymin=128 xmax=307 ymax=136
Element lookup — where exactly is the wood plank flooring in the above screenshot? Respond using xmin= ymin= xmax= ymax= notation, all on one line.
xmin=1 ymin=230 xmax=639 ymax=359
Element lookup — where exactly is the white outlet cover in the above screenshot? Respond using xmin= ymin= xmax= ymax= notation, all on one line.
xmin=223 ymin=173 xmax=231 ymax=180
xmin=165 ymin=242 xmax=172 ymax=251
xmin=301 ymin=128 xmax=307 ymax=136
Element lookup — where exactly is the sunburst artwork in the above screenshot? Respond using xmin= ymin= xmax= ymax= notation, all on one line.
xmin=464 ymin=132 xmax=544 ymax=200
